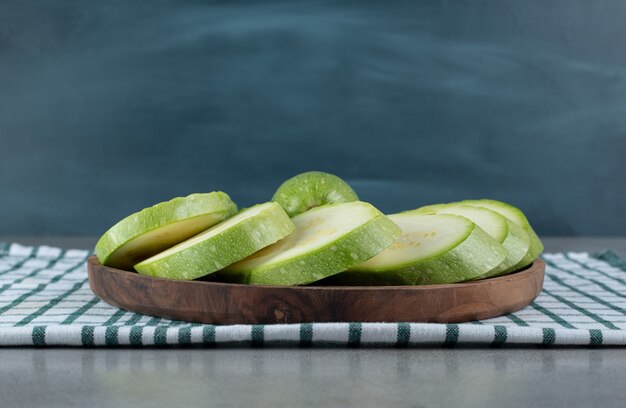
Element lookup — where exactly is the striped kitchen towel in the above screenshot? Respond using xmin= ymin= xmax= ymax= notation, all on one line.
xmin=0 ymin=242 xmax=625 ymax=347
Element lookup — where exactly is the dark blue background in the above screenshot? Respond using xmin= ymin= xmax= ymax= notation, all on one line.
xmin=1 ymin=1 xmax=624 ymax=236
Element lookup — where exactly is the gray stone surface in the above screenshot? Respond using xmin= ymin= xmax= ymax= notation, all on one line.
xmin=1 ymin=348 xmax=625 ymax=408
xmin=1 ymin=237 xmax=625 ymax=407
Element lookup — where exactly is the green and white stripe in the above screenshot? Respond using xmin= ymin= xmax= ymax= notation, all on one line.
xmin=0 ymin=243 xmax=625 ymax=347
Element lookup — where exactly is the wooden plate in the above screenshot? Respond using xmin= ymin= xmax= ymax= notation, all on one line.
xmin=87 ymin=256 xmax=544 ymax=324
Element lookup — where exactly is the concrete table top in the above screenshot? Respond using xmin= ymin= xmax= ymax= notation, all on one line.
xmin=1 ymin=236 xmax=625 ymax=408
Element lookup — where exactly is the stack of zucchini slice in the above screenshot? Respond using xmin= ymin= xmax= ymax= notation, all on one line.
xmin=95 ymin=172 xmax=542 ymax=286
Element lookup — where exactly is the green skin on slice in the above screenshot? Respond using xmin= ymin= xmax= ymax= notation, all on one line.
xmin=218 ymin=201 xmax=401 ymax=286
xmin=324 ymin=213 xmax=507 ymax=286
xmin=460 ymin=199 xmax=543 ymax=266
xmin=95 ymin=192 xmax=237 ymax=271
xmin=272 ymin=171 xmax=359 ymax=217
xmin=409 ymin=203 xmax=531 ymax=277
xmin=134 ymin=202 xmax=295 ymax=280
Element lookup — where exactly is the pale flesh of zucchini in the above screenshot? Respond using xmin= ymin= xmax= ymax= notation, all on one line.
xmin=134 ymin=202 xmax=294 ymax=280
xmin=325 ymin=213 xmax=507 ymax=285
xmin=409 ymin=203 xmax=531 ymax=277
xmin=95 ymin=192 xmax=237 ymax=270
xmin=461 ymin=199 xmax=543 ymax=266
xmin=219 ymin=201 xmax=401 ymax=286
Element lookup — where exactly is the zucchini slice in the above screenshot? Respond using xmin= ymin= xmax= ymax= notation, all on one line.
xmin=134 ymin=202 xmax=294 ymax=280
xmin=411 ymin=203 xmax=531 ymax=277
xmin=218 ymin=201 xmax=401 ymax=286
xmin=325 ymin=213 xmax=507 ymax=285
xmin=461 ymin=199 xmax=543 ymax=267
xmin=95 ymin=192 xmax=237 ymax=270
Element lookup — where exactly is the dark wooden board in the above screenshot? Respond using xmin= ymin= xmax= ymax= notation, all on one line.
xmin=87 ymin=256 xmax=545 ymax=324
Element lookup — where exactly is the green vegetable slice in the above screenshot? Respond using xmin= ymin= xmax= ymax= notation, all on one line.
xmin=461 ymin=199 xmax=543 ymax=267
xmin=95 ymin=192 xmax=237 ymax=270
xmin=218 ymin=201 xmax=401 ymax=286
xmin=272 ymin=171 xmax=359 ymax=217
xmin=410 ymin=203 xmax=531 ymax=277
xmin=324 ymin=213 xmax=507 ymax=285
xmin=134 ymin=202 xmax=294 ymax=280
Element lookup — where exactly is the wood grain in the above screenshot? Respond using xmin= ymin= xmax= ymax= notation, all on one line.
xmin=87 ymin=256 xmax=545 ymax=324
